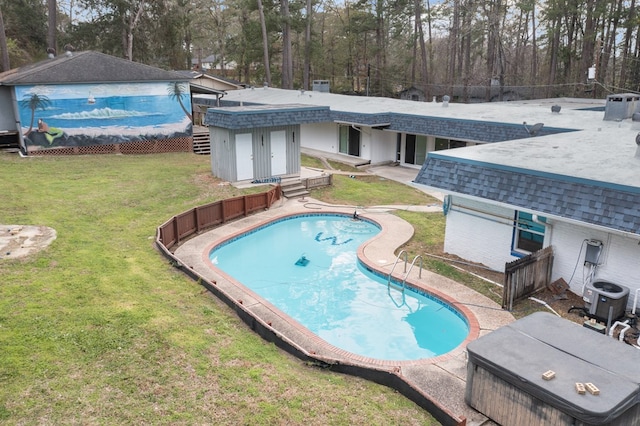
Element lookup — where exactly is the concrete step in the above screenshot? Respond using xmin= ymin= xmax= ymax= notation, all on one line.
xmin=280 ymin=179 xmax=309 ymax=199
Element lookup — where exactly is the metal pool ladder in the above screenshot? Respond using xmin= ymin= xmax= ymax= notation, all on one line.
xmin=387 ymin=251 xmax=423 ymax=291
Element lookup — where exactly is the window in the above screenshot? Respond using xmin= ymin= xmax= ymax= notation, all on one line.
xmin=435 ymin=138 xmax=467 ymax=151
xmin=339 ymin=125 xmax=360 ymax=156
xmin=513 ymin=211 xmax=546 ymax=254
xmin=405 ymin=134 xmax=427 ymax=165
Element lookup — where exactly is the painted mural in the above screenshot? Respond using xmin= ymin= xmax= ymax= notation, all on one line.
xmin=17 ymin=82 xmax=192 ymax=151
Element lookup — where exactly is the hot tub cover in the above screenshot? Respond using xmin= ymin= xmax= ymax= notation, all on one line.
xmin=466 ymin=312 xmax=640 ymax=424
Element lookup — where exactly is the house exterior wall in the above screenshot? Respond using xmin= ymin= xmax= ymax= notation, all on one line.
xmin=444 ymin=197 xmax=518 ymax=271
xmin=370 ymin=129 xmax=397 ymax=164
xmin=0 ymin=87 xmax=17 ymax=131
xmin=548 ymin=220 xmax=640 ymax=303
xmin=16 ymin=82 xmax=192 ymax=153
xmin=445 ymin=195 xmax=640 ymax=305
xmin=210 ymin=127 xmax=233 ymax=181
xmin=301 ymin=122 xmax=338 ymax=152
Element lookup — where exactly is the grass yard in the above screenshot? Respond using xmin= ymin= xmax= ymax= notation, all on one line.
xmin=0 ymin=153 xmax=440 ymax=425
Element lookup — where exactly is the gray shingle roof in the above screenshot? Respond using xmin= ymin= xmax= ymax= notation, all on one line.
xmin=204 ymin=104 xmax=332 ymax=129
xmin=0 ymin=51 xmax=190 ymax=85
xmin=415 ymin=154 xmax=640 ymax=235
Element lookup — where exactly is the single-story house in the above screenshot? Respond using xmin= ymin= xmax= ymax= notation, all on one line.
xmin=413 ymin=99 xmax=640 ymax=310
xmin=0 ymin=50 xmax=194 ymax=155
xmin=176 ymin=71 xmax=243 ymax=126
xmin=199 ymin=87 xmax=640 ymax=309
xmin=205 ymin=87 xmax=579 ymax=170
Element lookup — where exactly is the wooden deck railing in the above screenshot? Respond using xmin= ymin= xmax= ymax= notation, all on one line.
xmin=503 ymin=245 xmax=554 ymax=311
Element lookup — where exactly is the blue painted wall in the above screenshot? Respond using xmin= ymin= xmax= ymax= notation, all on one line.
xmin=16 ymin=82 xmax=192 ymax=151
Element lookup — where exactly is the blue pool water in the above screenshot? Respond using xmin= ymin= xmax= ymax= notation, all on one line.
xmin=209 ymin=214 xmax=469 ymax=361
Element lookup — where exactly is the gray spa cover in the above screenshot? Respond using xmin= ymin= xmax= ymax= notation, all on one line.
xmin=466 ymin=312 xmax=640 ymax=424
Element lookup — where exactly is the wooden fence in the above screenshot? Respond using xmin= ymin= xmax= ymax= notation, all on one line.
xmin=303 ymin=174 xmax=332 ymax=190
xmin=503 ymin=246 xmax=554 ymax=311
xmin=156 ymin=185 xmax=281 ymax=251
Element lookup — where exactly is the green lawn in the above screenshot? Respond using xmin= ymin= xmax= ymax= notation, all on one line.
xmin=0 ymin=153 xmax=439 ymax=425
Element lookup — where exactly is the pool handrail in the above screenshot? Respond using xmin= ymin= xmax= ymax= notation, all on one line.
xmin=403 ymin=255 xmax=423 ymax=286
xmin=387 ymin=250 xmax=408 ymax=290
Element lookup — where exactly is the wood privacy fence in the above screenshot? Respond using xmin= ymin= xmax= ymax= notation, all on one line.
xmin=503 ymin=246 xmax=554 ymax=311
xmin=156 ymin=185 xmax=281 ymax=252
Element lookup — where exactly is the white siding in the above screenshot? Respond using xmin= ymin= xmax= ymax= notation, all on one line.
xmin=444 ymin=196 xmax=640 ymax=308
xmin=300 ymin=122 xmax=338 ymax=152
xmin=549 ymin=220 xmax=640 ymax=306
xmin=444 ymin=197 xmax=519 ymax=271
xmin=369 ymin=129 xmax=397 ymax=164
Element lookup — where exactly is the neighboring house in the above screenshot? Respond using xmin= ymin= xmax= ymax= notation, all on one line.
xmin=0 ymin=50 xmax=193 ymax=156
xmin=199 ymin=87 xmax=640 ymax=307
xmin=176 ymin=71 xmax=243 ymax=126
xmin=192 ymin=54 xmax=237 ymax=72
xmin=399 ymin=86 xmax=427 ymax=102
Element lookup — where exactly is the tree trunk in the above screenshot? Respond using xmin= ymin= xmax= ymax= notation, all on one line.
xmin=123 ymin=1 xmax=145 ymax=60
xmin=281 ymin=0 xmax=293 ymax=89
xmin=0 ymin=7 xmax=10 ymax=71
xmin=619 ymin=0 xmax=636 ymax=87
xmin=48 ymin=0 xmax=57 ymax=54
xmin=303 ymin=0 xmax=312 ymax=90
xmin=257 ymin=0 xmax=271 ymax=86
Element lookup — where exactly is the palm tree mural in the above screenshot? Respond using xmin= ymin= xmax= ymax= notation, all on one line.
xmin=167 ymin=82 xmax=192 ymax=121
xmin=20 ymin=93 xmax=51 ymax=136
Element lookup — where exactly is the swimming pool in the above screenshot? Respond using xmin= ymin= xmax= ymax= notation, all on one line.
xmin=208 ymin=213 xmax=469 ymax=361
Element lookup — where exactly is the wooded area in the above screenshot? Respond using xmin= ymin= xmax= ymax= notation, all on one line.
xmin=2 ymin=0 xmax=640 ymax=100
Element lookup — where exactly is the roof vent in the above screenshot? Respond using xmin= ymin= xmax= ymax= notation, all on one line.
xmin=604 ymin=93 xmax=640 ymax=121
xmin=523 ymin=122 xmax=544 ymax=136
xmin=636 ymin=133 xmax=640 ymax=158
xmin=442 ymin=95 xmax=450 ymax=107
xmin=551 ymin=105 xmax=561 ymax=113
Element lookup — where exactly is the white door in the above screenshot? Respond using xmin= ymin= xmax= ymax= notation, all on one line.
xmin=236 ymin=133 xmax=254 ymax=180
xmin=270 ymin=130 xmax=287 ymax=176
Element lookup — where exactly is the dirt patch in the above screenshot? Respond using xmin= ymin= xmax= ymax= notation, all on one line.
xmin=0 ymin=225 xmax=57 ymax=260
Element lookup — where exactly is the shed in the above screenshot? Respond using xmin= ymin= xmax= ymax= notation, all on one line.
xmin=466 ymin=312 xmax=640 ymax=425
xmin=202 ymin=102 xmax=331 ymax=182
xmin=0 ymin=50 xmax=193 ymax=155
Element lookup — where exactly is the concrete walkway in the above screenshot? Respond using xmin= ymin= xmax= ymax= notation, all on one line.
xmin=173 ymin=190 xmax=514 ymax=425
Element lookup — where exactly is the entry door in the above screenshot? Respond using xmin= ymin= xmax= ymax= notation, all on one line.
xmin=270 ymin=130 xmax=287 ymax=176
xmin=235 ymin=133 xmax=254 ymax=180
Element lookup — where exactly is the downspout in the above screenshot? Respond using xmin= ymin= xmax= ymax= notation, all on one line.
xmin=216 ymin=91 xmax=226 ymax=107
xmin=532 ymin=214 xmax=553 ymax=242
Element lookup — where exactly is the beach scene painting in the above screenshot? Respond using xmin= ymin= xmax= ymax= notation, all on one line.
xmin=17 ymin=82 xmax=192 ymax=151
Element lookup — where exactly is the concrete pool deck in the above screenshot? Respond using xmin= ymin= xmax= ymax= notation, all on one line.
xmin=173 ymin=196 xmax=514 ymax=425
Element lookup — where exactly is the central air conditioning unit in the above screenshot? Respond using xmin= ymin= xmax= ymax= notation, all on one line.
xmin=582 ymin=280 xmax=630 ymax=322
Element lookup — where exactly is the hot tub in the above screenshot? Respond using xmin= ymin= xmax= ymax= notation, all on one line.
xmin=465 ymin=312 xmax=640 ymax=425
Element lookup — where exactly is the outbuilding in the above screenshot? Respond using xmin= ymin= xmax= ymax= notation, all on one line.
xmin=0 ymin=50 xmax=193 ymax=155
xmin=200 ymin=100 xmax=331 ymax=182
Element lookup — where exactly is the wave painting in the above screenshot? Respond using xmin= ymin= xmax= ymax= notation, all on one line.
xmin=16 ymin=82 xmax=192 ymax=150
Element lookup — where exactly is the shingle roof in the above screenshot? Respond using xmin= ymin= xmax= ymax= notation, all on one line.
xmin=415 ymin=154 xmax=640 ymax=235
xmin=203 ymin=104 xmax=332 ymax=129
xmin=0 ymin=51 xmax=190 ymax=85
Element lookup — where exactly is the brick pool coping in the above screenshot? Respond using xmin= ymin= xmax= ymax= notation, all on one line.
xmin=171 ymin=198 xmax=515 ymax=426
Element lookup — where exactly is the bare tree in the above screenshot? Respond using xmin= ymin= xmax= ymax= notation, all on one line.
xmin=0 ymin=7 xmax=10 ymax=71
xmin=257 ymin=0 xmax=272 ymax=86
xmin=281 ymin=0 xmax=293 ymax=89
